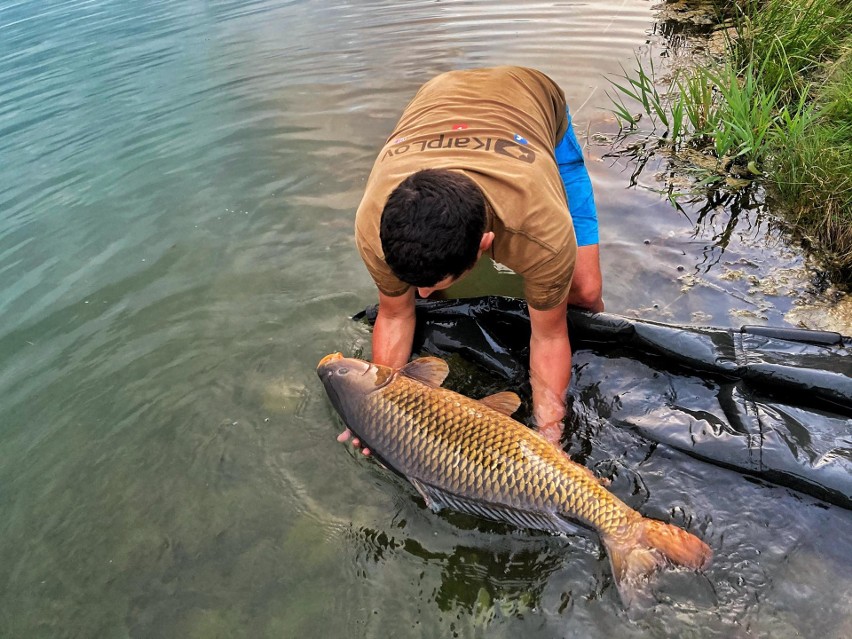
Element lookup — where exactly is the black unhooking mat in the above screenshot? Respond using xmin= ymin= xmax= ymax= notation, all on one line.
xmin=355 ymin=296 xmax=852 ymax=510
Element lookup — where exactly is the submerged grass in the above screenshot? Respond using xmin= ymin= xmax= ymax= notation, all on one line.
xmin=609 ymin=0 xmax=852 ymax=281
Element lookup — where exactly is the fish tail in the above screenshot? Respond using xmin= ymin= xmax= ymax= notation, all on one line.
xmin=602 ymin=517 xmax=712 ymax=606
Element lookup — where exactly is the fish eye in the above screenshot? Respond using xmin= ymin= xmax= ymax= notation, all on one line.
xmin=336 ymin=367 xmax=349 ymax=375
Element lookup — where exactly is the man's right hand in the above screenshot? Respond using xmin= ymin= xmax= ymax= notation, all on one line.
xmin=371 ymin=289 xmax=417 ymax=369
xmin=337 ymin=427 xmax=371 ymax=456
xmin=335 ymin=289 xmax=416 ymax=457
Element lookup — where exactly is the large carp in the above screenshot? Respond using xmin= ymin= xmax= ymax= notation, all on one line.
xmin=317 ymin=352 xmax=711 ymax=605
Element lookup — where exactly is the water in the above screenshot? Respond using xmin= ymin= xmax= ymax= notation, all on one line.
xmin=1 ymin=1 xmax=850 ymax=637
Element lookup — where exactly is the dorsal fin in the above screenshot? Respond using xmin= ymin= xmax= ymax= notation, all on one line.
xmin=478 ymin=391 xmax=521 ymax=416
xmin=400 ymin=357 xmax=449 ymax=387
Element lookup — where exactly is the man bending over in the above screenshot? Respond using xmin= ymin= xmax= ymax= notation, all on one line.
xmin=346 ymin=66 xmax=603 ymax=447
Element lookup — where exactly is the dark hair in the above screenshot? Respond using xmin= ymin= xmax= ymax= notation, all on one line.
xmin=380 ymin=169 xmax=486 ymax=287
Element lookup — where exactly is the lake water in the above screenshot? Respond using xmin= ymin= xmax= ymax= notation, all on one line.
xmin=1 ymin=1 xmax=850 ymax=637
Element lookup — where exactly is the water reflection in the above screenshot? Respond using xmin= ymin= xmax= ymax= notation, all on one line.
xmin=347 ymin=510 xmax=596 ymax=635
xmin=603 ymin=137 xmax=773 ymax=264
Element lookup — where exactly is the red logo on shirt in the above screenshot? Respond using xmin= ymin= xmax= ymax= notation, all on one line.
xmin=452 ymin=123 xmax=468 ymax=130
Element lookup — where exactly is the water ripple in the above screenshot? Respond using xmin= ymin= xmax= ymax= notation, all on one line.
xmin=4 ymin=1 xmax=846 ymax=637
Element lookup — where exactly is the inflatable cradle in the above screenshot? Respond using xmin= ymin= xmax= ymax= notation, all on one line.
xmin=356 ymin=296 xmax=852 ymax=510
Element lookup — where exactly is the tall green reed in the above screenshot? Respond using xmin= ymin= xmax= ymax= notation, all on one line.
xmin=608 ymin=56 xmax=670 ymax=131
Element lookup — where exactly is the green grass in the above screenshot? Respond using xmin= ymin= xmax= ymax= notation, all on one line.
xmin=608 ymin=56 xmax=671 ymax=132
xmin=675 ymin=66 xmax=721 ymax=147
xmin=608 ymin=0 xmax=852 ymax=281
xmin=731 ymin=0 xmax=851 ymax=99
xmin=770 ymin=50 xmax=852 ymax=273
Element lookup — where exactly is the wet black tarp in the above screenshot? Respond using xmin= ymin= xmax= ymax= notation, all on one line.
xmin=355 ymin=296 xmax=852 ymax=510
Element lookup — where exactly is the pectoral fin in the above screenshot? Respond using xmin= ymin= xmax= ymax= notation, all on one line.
xmin=478 ymin=391 xmax=521 ymax=416
xmin=400 ymin=357 xmax=450 ymax=387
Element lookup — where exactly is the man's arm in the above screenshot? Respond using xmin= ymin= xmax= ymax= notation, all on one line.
xmin=528 ymin=300 xmax=572 ymax=445
xmin=568 ymin=244 xmax=604 ymax=312
xmin=372 ymin=288 xmax=416 ymax=368
xmin=338 ymin=288 xmax=416 ymax=455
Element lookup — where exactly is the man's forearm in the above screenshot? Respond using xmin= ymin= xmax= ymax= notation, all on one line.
xmin=372 ymin=292 xmax=416 ymax=368
xmin=529 ymin=332 xmax=572 ymax=427
xmin=528 ymin=303 xmax=572 ymax=443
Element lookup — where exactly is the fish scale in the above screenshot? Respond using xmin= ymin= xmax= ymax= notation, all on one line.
xmin=362 ymin=370 xmax=630 ymax=535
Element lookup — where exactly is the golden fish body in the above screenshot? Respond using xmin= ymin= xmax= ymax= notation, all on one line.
xmin=317 ymin=353 xmax=711 ymax=604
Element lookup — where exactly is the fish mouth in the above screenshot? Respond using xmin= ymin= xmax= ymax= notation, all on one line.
xmin=318 ymin=352 xmax=344 ymax=368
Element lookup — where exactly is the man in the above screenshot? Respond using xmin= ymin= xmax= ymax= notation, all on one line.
xmin=341 ymin=66 xmax=603 ymax=452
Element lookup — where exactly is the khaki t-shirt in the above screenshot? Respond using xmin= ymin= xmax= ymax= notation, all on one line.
xmin=354 ymin=66 xmax=577 ymax=310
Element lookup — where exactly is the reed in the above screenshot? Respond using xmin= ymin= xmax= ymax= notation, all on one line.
xmin=608 ymin=56 xmax=670 ymax=131
xmin=675 ymin=68 xmax=721 ymax=147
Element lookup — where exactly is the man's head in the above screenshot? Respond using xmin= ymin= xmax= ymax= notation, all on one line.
xmin=380 ymin=169 xmax=489 ymax=288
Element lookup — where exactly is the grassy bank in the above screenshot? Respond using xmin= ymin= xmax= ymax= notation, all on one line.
xmin=609 ymin=0 xmax=852 ymax=282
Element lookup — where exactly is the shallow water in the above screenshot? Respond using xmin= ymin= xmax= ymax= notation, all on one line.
xmin=1 ymin=1 xmax=850 ymax=637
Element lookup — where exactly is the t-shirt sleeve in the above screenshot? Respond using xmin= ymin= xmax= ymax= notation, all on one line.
xmin=520 ymin=240 xmax=577 ymax=311
xmin=354 ymin=228 xmax=410 ymax=298
xmin=521 ymin=67 xmax=568 ymax=145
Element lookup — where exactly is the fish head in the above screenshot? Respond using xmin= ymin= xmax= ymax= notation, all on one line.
xmin=316 ymin=353 xmax=394 ymax=423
